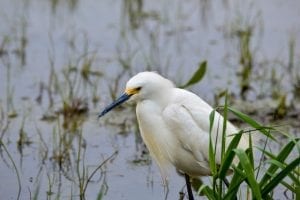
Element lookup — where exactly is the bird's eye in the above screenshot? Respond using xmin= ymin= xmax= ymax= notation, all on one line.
xmin=136 ymin=87 xmax=142 ymax=91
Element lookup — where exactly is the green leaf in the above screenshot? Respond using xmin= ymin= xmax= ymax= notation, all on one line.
xmin=233 ymin=149 xmax=262 ymax=200
xmin=228 ymin=107 xmax=276 ymax=141
xmin=223 ymin=178 xmax=245 ymax=200
xmin=224 ymin=163 xmax=246 ymax=200
xmin=278 ymin=178 xmax=298 ymax=193
xmin=259 ymin=139 xmax=298 ymax=188
xmin=198 ymin=185 xmax=216 ymax=200
xmin=180 ymin=61 xmax=207 ymax=88
xmin=209 ymin=109 xmax=217 ymax=175
xmin=265 ymin=159 xmax=300 ymax=186
xmin=247 ymin=135 xmax=254 ymax=168
xmin=221 ymin=92 xmax=228 ymax=161
xmin=219 ymin=130 xmax=243 ymax=179
xmin=296 ymin=185 xmax=300 ymax=200
xmin=261 ymin=157 xmax=300 ymax=197
xmin=256 ymin=147 xmax=276 ymax=159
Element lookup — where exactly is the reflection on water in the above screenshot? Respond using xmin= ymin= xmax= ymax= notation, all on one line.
xmin=0 ymin=0 xmax=299 ymax=199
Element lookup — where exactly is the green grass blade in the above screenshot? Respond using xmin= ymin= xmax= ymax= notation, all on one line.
xmin=219 ymin=130 xmax=243 ymax=179
xmin=279 ymin=179 xmax=298 ymax=194
xmin=198 ymin=185 xmax=217 ymax=200
xmin=265 ymin=159 xmax=285 ymax=168
xmin=265 ymin=159 xmax=300 ymax=186
xmin=180 ymin=61 xmax=207 ymax=88
xmin=218 ymin=92 xmax=229 ymax=198
xmin=247 ymin=135 xmax=254 ymax=168
xmin=259 ymin=139 xmax=298 ymax=187
xmin=234 ymin=149 xmax=262 ymax=200
xmin=223 ymin=178 xmax=245 ymax=200
xmin=296 ymin=185 xmax=300 ymax=200
xmin=224 ymin=163 xmax=247 ymax=200
xmin=261 ymin=157 xmax=300 ymax=197
xmin=228 ymin=107 xmax=276 ymax=141
xmin=263 ymin=170 xmax=299 ymax=194
xmin=209 ymin=109 xmax=217 ymax=175
xmin=221 ymin=92 xmax=228 ymax=161
xmin=256 ymin=146 xmax=274 ymax=158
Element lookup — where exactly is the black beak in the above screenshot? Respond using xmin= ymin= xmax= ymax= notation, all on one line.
xmin=98 ymin=93 xmax=131 ymax=118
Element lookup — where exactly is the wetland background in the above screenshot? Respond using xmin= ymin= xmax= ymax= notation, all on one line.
xmin=0 ymin=0 xmax=299 ymax=199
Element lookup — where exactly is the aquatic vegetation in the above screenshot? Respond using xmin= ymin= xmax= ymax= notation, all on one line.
xmin=0 ymin=140 xmax=21 ymax=200
xmin=274 ymin=95 xmax=288 ymax=120
xmin=17 ymin=116 xmax=33 ymax=155
xmin=180 ymin=61 xmax=207 ymax=88
xmin=199 ymin=96 xmax=300 ymax=200
xmin=49 ymin=0 xmax=79 ymax=13
xmin=237 ymin=28 xmax=253 ymax=99
xmin=0 ymin=0 xmax=299 ymax=199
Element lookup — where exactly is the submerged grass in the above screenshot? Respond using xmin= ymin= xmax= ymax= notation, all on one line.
xmin=31 ymin=114 xmax=117 ymax=200
xmin=40 ymin=34 xmax=102 ymax=120
xmin=237 ymin=28 xmax=253 ymax=99
xmin=0 ymin=140 xmax=21 ymax=200
xmin=75 ymin=127 xmax=118 ymax=200
xmin=0 ymin=1 xmax=299 ymax=199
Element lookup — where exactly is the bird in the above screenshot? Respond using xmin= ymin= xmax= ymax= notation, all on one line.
xmin=99 ymin=71 xmax=249 ymax=200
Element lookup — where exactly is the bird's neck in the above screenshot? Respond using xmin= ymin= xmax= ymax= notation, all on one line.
xmin=149 ymin=90 xmax=172 ymax=109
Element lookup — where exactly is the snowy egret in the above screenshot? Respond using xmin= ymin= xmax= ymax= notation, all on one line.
xmin=99 ymin=72 xmax=248 ymax=199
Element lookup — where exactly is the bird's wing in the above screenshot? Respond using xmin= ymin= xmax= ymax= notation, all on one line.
xmin=163 ymin=89 xmax=243 ymax=165
xmin=163 ymin=102 xmax=212 ymax=166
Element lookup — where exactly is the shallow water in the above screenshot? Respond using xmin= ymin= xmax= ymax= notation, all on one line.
xmin=0 ymin=0 xmax=299 ymax=199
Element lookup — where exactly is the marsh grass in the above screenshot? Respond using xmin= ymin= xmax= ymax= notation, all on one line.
xmin=199 ymin=94 xmax=300 ymax=200
xmin=0 ymin=105 xmax=10 ymax=140
xmin=34 ymin=115 xmax=117 ymax=200
xmin=17 ymin=115 xmax=33 ymax=155
xmin=0 ymin=2 xmax=299 ymax=199
xmin=37 ymin=55 xmax=114 ymax=197
xmin=49 ymin=0 xmax=79 ymax=13
xmin=25 ymin=35 xmax=114 ymax=199
xmin=237 ymin=28 xmax=253 ymax=99
xmin=12 ymin=17 xmax=28 ymax=66
xmin=3 ymin=57 xmax=18 ymax=118
xmin=40 ymin=34 xmax=102 ymax=115
xmin=0 ymin=140 xmax=21 ymax=200
xmin=288 ymin=36 xmax=300 ymax=100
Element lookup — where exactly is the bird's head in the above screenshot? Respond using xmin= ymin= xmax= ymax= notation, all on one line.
xmin=98 ymin=71 xmax=174 ymax=117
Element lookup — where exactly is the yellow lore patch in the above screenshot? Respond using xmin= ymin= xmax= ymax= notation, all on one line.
xmin=125 ymin=87 xmax=140 ymax=95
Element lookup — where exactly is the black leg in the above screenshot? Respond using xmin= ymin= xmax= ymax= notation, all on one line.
xmin=223 ymin=177 xmax=230 ymax=188
xmin=184 ymin=173 xmax=194 ymax=200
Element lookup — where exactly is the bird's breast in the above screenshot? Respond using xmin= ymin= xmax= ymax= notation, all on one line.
xmin=136 ymin=100 xmax=214 ymax=177
xmin=136 ymin=101 xmax=177 ymax=172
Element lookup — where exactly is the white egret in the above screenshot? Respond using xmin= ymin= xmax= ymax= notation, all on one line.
xmin=99 ymin=72 xmax=248 ymax=200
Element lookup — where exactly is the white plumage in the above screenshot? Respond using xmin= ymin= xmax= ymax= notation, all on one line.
xmin=126 ymin=72 xmax=248 ymax=178
xmin=99 ymin=71 xmax=248 ymax=183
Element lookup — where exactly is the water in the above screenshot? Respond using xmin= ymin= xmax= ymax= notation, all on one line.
xmin=0 ymin=0 xmax=299 ymax=199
